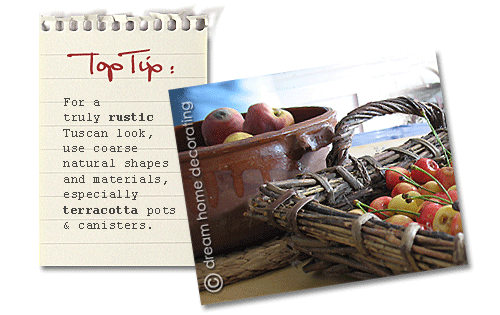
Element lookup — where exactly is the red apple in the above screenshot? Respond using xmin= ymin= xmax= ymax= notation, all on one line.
xmin=201 ymin=107 xmax=245 ymax=146
xmin=436 ymin=167 xmax=456 ymax=190
xmin=242 ymin=103 xmax=294 ymax=135
xmin=391 ymin=182 xmax=418 ymax=198
xmin=449 ymin=212 xmax=463 ymax=236
xmin=411 ymin=158 xmax=440 ymax=184
xmin=385 ymin=166 xmax=411 ymax=190
xmin=403 ymin=222 xmax=428 ymax=230
xmin=369 ymin=196 xmax=392 ymax=219
xmin=417 ymin=200 xmax=442 ymax=230
xmin=434 ymin=190 xmax=458 ymax=203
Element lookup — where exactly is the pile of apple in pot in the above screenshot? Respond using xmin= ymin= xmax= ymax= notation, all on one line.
xmin=201 ymin=103 xmax=295 ymax=146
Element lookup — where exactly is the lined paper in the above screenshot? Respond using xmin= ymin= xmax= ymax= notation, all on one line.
xmin=39 ymin=13 xmax=206 ymax=266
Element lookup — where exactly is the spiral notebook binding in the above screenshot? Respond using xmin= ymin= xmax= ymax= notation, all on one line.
xmin=40 ymin=12 xmax=207 ymax=32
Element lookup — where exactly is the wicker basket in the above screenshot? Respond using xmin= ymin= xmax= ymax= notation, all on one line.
xmin=196 ymin=236 xmax=302 ymax=291
xmin=246 ymin=97 xmax=467 ymax=279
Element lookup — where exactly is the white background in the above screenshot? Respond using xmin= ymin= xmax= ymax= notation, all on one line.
xmin=3 ymin=1 xmax=497 ymax=313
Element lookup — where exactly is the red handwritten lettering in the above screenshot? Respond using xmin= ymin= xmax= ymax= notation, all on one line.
xmin=67 ymin=52 xmax=99 ymax=75
xmin=67 ymin=49 xmax=165 ymax=82
xmin=118 ymin=49 xmax=150 ymax=74
xmin=139 ymin=56 xmax=163 ymax=82
xmin=96 ymin=61 xmax=124 ymax=82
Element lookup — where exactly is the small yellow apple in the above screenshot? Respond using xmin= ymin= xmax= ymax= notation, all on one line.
xmin=348 ymin=209 xmax=364 ymax=215
xmin=388 ymin=193 xmax=420 ymax=219
xmin=223 ymin=132 xmax=253 ymax=143
xmin=433 ymin=205 xmax=459 ymax=234
xmin=419 ymin=181 xmax=444 ymax=195
xmin=385 ymin=214 xmax=414 ymax=226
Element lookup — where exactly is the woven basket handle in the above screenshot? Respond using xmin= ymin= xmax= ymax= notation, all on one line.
xmin=326 ymin=96 xmax=446 ymax=167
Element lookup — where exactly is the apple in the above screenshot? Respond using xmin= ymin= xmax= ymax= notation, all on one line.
xmin=449 ymin=212 xmax=463 ymax=236
xmin=242 ymin=103 xmax=294 ymax=135
xmin=404 ymin=222 xmax=428 ymax=230
xmin=348 ymin=209 xmax=364 ymax=215
xmin=201 ymin=107 xmax=245 ymax=146
xmin=388 ymin=194 xmax=420 ymax=218
xmin=369 ymin=196 xmax=392 ymax=219
xmin=391 ymin=182 xmax=418 ymax=198
xmin=433 ymin=205 xmax=459 ymax=234
xmin=385 ymin=214 xmax=414 ymax=226
xmin=405 ymin=191 xmax=424 ymax=207
xmin=434 ymin=190 xmax=458 ymax=203
xmin=436 ymin=167 xmax=456 ymax=190
xmin=417 ymin=200 xmax=441 ymax=230
xmin=223 ymin=132 xmax=253 ymax=143
xmin=418 ymin=180 xmax=444 ymax=195
xmin=411 ymin=158 xmax=440 ymax=184
xmin=385 ymin=166 xmax=411 ymax=190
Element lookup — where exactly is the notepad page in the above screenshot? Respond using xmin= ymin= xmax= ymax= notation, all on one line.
xmin=39 ymin=13 xmax=206 ymax=266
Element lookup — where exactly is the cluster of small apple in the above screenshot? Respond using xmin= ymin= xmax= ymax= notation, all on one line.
xmin=201 ymin=103 xmax=295 ymax=146
xmin=352 ymin=158 xmax=462 ymax=236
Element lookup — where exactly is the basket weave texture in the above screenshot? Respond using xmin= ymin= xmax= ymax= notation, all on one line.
xmin=196 ymin=236 xmax=300 ymax=291
xmin=246 ymin=97 xmax=467 ymax=279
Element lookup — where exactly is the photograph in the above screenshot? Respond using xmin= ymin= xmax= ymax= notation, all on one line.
xmin=168 ymin=53 xmax=467 ymax=304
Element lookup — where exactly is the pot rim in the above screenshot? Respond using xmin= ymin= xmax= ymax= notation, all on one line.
xmin=177 ymin=106 xmax=336 ymax=161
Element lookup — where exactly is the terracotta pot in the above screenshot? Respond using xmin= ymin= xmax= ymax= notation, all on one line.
xmin=175 ymin=107 xmax=337 ymax=257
